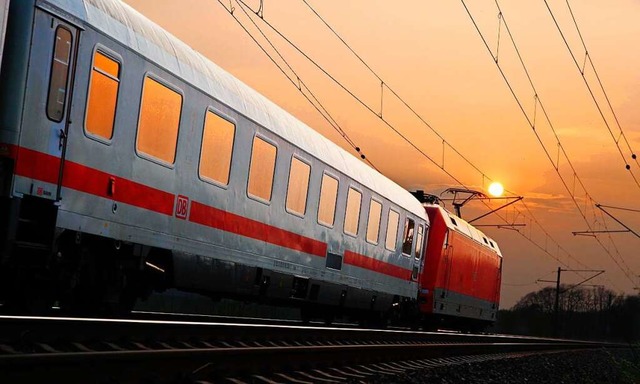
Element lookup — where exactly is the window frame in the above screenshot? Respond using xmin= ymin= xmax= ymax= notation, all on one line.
xmin=317 ymin=171 xmax=340 ymax=228
xmin=343 ymin=185 xmax=363 ymax=237
xmin=197 ymin=107 xmax=237 ymax=189
xmin=366 ymin=198 xmax=383 ymax=245
xmin=285 ymin=155 xmax=312 ymax=218
xmin=46 ymin=25 xmax=73 ymax=123
xmin=246 ymin=133 xmax=278 ymax=205
xmin=83 ymin=45 xmax=122 ymax=145
xmin=134 ymin=72 xmax=184 ymax=168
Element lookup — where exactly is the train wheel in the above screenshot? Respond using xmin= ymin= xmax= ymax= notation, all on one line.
xmin=53 ymin=231 xmax=147 ymax=316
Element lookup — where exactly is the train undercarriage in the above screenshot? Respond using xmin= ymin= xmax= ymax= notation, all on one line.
xmin=0 ymin=195 xmax=171 ymax=314
xmin=0 ymin=195 xmax=419 ymax=326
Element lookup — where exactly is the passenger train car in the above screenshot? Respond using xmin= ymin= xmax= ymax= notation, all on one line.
xmin=0 ymin=0 xmax=502 ymax=329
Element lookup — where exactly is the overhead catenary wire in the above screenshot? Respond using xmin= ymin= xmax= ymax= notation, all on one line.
xmin=214 ymin=0 xmax=378 ymax=170
xmin=295 ymin=0 xmax=594 ymax=271
xmin=217 ymin=0 xmax=610 ymax=276
xmin=460 ymin=0 xmax=636 ymax=287
xmin=299 ymin=0 xmax=595 ymax=272
xmin=543 ymin=0 xmax=640 ymax=186
xmin=229 ymin=0 xmax=478 ymax=188
xmin=598 ymin=205 xmax=640 ymax=214
xmin=300 ymin=0 xmax=491 ymax=184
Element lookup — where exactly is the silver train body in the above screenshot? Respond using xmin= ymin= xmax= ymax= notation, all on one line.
xmin=0 ymin=0 xmax=433 ymax=319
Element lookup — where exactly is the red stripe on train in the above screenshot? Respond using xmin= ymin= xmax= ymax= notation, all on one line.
xmin=14 ymin=147 xmax=175 ymax=215
xmin=10 ymin=145 xmax=411 ymax=280
xmin=344 ymin=250 xmax=412 ymax=280
xmin=14 ymin=146 xmax=60 ymax=184
xmin=189 ymin=200 xmax=328 ymax=258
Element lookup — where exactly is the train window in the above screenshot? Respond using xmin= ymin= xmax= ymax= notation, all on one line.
xmin=344 ymin=187 xmax=362 ymax=236
xmin=85 ymin=50 xmax=120 ymax=140
xmin=247 ymin=136 xmax=277 ymax=202
xmin=199 ymin=110 xmax=235 ymax=186
xmin=415 ymin=225 xmax=424 ymax=260
xmin=402 ymin=218 xmax=415 ymax=256
xmin=318 ymin=173 xmax=338 ymax=227
xmin=136 ymin=76 xmax=182 ymax=164
xmin=385 ymin=209 xmax=399 ymax=251
xmin=286 ymin=156 xmax=311 ymax=216
xmin=366 ymin=199 xmax=382 ymax=244
xmin=46 ymin=26 xmax=73 ymax=122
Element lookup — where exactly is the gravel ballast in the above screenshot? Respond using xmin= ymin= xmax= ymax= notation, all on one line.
xmin=359 ymin=349 xmax=640 ymax=384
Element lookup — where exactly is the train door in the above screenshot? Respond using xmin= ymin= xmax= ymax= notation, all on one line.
xmin=443 ymin=231 xmax=452 ymax=296
xmin=18 ymin=12 xmax=79 ymax=201
xmin=493 ymin=257 xmax=503 ymax=305
xmin=46 ymin=20 xmax=79 ymax=200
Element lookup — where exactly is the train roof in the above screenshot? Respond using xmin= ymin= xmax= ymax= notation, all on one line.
xmin=427 ymin=204 xmax=502 ymax=257
xmin=40 ymin=0 xmax=427 ymax=219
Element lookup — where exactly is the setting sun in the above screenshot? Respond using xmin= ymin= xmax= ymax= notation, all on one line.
xmin=488 ymin=182 xmax=504 ymax=197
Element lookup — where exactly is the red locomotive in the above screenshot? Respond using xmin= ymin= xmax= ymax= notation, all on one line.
xmin=419 ymin=203 xmax=502 ymax=330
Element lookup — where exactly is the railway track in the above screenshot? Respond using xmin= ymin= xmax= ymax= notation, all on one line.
xmin=0 ymin=315 xmax=622 ymax=383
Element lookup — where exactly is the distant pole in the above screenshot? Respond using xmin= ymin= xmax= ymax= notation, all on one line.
xmin=554 ymin=267 xmax=561 ymax=337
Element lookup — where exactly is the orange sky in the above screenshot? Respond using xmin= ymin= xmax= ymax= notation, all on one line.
xmin=123 ymin=0 xmax=640 ymax=308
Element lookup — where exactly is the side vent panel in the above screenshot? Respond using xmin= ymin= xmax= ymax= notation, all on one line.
xmin=326 ymin=252 xmax=342 ymax=270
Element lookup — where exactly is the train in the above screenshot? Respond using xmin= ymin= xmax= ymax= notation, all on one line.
xmin=0 ymin=0 xmax=502 ymax=330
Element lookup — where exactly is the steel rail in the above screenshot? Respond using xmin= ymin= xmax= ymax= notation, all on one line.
xmin=0 ymin=316 xmax=624 ymax=383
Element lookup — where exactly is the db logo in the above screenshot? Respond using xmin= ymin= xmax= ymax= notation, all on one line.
xmin=175 ymin=195 xmax=189 ymax=220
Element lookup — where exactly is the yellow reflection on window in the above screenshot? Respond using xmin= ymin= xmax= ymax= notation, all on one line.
xmin=248 ymin=136 xmax=277 ymax=201
xmin=286 ymin=157 xmax=311 ymax=215
xmin=366 ymin=199 xmax=382 ymax=244
xmin=136 ymin=76 xmax=182 ymax=164
xmin=199 ymin=110 xmax=235 ymax=185
xmin=318 ymin=173 xmax=338 ymax=227
xmin=386 ymin=209 xmax=399 ymax=251
xmin=86 ymin=51 xmax=120 ymax=140
xmin=344 ymin=187 xmax=362 ymax=236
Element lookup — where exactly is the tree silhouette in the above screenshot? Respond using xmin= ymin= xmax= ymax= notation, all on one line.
xmin=494 ymin=286 xmax=639 ymax=341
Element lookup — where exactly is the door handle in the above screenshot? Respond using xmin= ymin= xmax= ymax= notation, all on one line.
xmin=59 ymin=129 xmax=67 ymax=150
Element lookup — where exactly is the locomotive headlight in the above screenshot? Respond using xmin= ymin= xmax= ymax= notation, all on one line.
xmin=488 ymin=182 xmax=504 ymax=197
